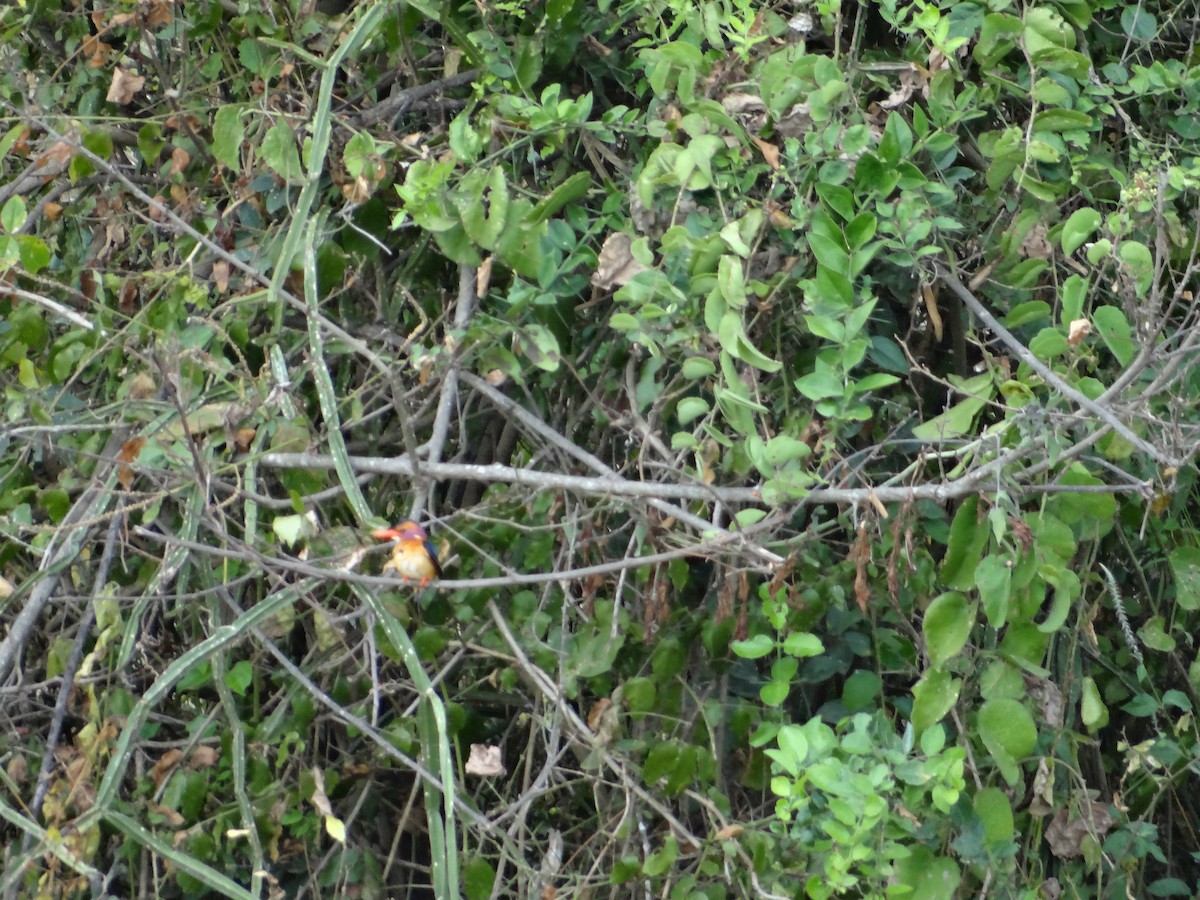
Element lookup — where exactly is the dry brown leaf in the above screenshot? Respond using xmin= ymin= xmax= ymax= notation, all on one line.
xmin=164 ymin=113 xmax=202 ymax=131
xmin=106 ymin=67 xmax=145 ymax=105
xmin=1020 ymin=224 xmax=1053 ymax=259
xmin=751 ymin=136 xmax=780 ymax=170
xmin=310 ymin=767 xmax=333 ymax=817
xmin=879 ymin=66 xmax=921 ymax=110
xmin=849 ymin=522 xmax=871 ymax=614
xmin=591 ymin=232 xmax=648 ymax=289
xmin=587 ymin=697 xmax=612 ymax=733
xmin=211 ymin=259 xmax=230 ymax=294
xmin=149 ymin=803 xmax=186 ymax=826
xmin=117 ymin=437 xmax=146 ymax=489
xmin=38 ymin=140 xmax=74 ymax=172
xmin=341 ymin=175 xmax=370 ymax=204
xmin=921 ymin=282 xmax=943 ymax=343
xmin=1067 ymin=318 xmax=1091 ymax=346
xmin=476 ymin=256 xmax=493 ymax=297
xmin=464 ymin=744 xmax=506 ymax=777
xmin=234 ymin=427 xmax=256 ymax=452
xmin=6 ymin=753 xmax=26 ymax=784
xmin=721 ymin=92 xmax=766 ymax=116
xmin=151 ymin=749 xmax=184 ymax=788
xmin=82 ymin=34 xmax=112 ymax=68
xmin=169 ymin=146 xmax=190 ymax=176
xmin=188 ymin=746 xmax=219 ymax=768
xmin=774 ymin=102 xmax=813 ymax=140
xmin=146 ymin=0 xmax=174 ymax=28
xmin=118 ymin=279 xmax=139 ymax=313
xmin=713 ymin=824 xmax=744 ymax=841
xmin=1029 ymin=758 xmax=1054 ymax=817
xmin=1046 ymin=799 xmax=1112 ymax=859
xmin=128 ymin=372 xmax=156 ymax=400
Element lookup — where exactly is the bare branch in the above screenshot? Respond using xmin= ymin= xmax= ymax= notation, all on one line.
xmin=939 ymin=266 xmax=1176 ymax=467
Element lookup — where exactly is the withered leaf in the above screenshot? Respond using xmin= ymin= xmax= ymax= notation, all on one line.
xmin=476 ymin=256 xmax=493 ymax=298
xmin=464 ymin=744 xmax=506 ymax=777
xmin=591 ymin=232 xmax=648 ymax=289
xmin=106 ymin=67 xmax=145 ymax=105
xmin=1068 ymin=318 xmax=1091 ymax=346
xmin=116 ymin=437 xmax=146 ymax=489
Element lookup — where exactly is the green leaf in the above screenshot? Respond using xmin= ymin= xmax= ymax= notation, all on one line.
xmin=516 ymin=323 xmax=560 ymax=371
xmin=781 ymin=632 xmax=824 ymax=657
xmin=17 ymin=236 xmax=50 ymax=274
xmin=681 ymin=357 xmax=716 ymax=379
xmin=1028 ymin=327 xmax=1069 ymax=360
xmin=224 ymin=660 xmax=253 ymax=696
xmin=794 ymin=364 xmax=843 ymax=401
xmin=1060 ymin=207 xmax=1100 ymax=255
xmin=1032 ymin=109 xmax=1092 ymax=132
xmin=213 ymin=105 xmax=244 ymax=172
xmin=1080 ymin=676 xmax=1108 ymax=730
xmin=976 ymin=555 xmax=1013 ymax=627
xmin=458 ymin=166 xmax=509 ymax=250
xmin=851 ymin=372 xmax=899 ymax=393
xmin=773 ymin=725 xmax=809 ymax=776
xmin=764 ymin=435 xmax=811 ymax=467
xmin=1003 ymin=301 xmax=1051 ymax=329
xmin=1139 ymin=615 xmax=1176 ymax=652
xmin=1060 ymin=274 xmax=1088 ymax=323
xmin=528 ymin=171 xmax=591 ymax=224
xmin=912 ymin=669 xmax=960 ymax=734
xmin=911 ymin=373 xmax=993 ymax=441
xmin=978 ymin=698 xmax=1037 ymax=776
xmin=643 ymin=836 xmax=678 ymax=877
xmin=1120 ymin=6 xmax=1156 ymax=39
xmin=675 ymin=396 xmax=709 ymax=424
xmin=807 ymin=231 xmax=849 ymax=275
xmin=732 ymin=634 xmax=773 ymax=659
xmin=463 ymin=856 xmax=497 ymax=900
xmin=1118 ymin=240 xmax=1154 ymax=296
xmin=974 ymin=787 xmax=1014 ymax=847
xmin=816 ymin=182 xmax=855 ymax=221
xmin=261 ymin=120 xmax=303 ymax=184
xmin=643 ymin=743 xmax=681 ymax=784
xmin=273 ymin=512 xmax=318 ymax=547
xmin=941 ymin=497 xmax=989 ymax=591
xmin=1169 ymin=547 xmax=1200 ymax=611
xmin=923 ymin=592 xmax=974 ymax=667
xmin=717 ymin=254 xmax=746 ymax=307
xmin=1091 ymin=306 xmax=1136 ymax=366
xmin=0 ymin=195 xmax=26 ymax=233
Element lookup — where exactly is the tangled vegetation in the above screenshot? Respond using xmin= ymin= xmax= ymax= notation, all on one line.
xmin=2 ymin=0 xmax=1200 ymax=897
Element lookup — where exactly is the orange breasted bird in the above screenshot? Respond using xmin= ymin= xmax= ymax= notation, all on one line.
xmin=372 ymin=520 xmax=442 ymax=586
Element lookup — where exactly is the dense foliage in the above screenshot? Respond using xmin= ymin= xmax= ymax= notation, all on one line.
xmin=2 ymin=0 xmax=1200 ymax=896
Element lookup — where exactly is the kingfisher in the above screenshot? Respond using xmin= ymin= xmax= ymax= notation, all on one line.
xmin=371 ymin=520 xmax=442 ymax=586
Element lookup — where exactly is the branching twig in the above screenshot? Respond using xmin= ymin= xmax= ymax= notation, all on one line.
xmin=938 ymin=266 xmax=1176 ymax=468
xmin=417 ymin=263 xmax=476 ymax=520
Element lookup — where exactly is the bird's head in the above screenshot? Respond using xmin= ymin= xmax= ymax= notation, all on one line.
xmin=371 ymin=520 xmax=428 ymax=543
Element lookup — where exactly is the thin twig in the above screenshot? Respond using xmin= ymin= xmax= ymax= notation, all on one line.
xmin=417 ymin=263 xmax=476 ymax=520
xmin=938 ymin=266 xmax=1175 ymax=467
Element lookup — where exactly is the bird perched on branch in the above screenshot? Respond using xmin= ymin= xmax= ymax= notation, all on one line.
xmin=371 ymin=520 xmax=442 ymax=586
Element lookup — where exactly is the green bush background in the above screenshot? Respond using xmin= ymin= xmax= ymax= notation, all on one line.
xmin=2 ymin=0 xmax=1200 ymax=896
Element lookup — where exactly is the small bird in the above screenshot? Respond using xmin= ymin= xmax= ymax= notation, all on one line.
xmin=371 ymin=520 xmax=442 ymax=586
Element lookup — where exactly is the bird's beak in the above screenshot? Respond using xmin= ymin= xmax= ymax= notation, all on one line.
xmin=371 ymin=527 xmax=403 ymax=541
